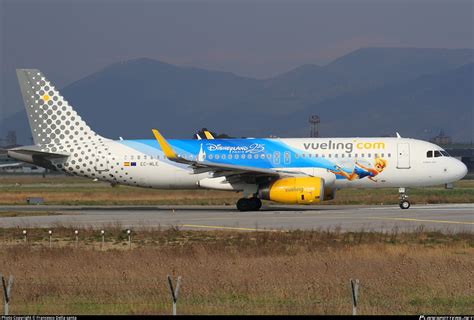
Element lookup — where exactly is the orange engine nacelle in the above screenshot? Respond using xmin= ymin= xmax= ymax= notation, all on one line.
xmin=258 ymin=177 xmax=325 ymax=205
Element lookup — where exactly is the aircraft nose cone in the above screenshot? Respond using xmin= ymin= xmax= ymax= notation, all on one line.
xmin=455 ymin=160 xmax=468 ymax=180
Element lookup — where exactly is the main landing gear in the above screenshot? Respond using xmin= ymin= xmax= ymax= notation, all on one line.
xmin=399 ymin=187 xmax=410 ymax=209
xmin=236 ymin=197 xmax=262 ymax=212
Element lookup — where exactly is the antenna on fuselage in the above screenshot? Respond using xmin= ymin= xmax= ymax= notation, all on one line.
xmin=396 ymin=132 xmax=402 ymax=138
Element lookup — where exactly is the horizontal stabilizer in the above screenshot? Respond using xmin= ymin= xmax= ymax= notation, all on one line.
xmin=7 ymin=146 xmax=69 ymax=169
xmin=8 ymin=146 xmax=69 ymax=158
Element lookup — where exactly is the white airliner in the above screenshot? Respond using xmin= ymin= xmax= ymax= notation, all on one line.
xmin=8 ymin=69 xmax=467 ymax=211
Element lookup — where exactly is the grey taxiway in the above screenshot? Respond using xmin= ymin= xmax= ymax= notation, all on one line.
xmin=0 ymin=204 xmax=472 ymax=232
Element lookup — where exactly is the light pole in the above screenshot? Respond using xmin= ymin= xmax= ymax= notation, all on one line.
xmin=48 ymin=230 xmax=52 ymax=248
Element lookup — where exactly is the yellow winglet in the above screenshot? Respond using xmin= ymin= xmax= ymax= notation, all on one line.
xmin=203 ymin=130 xmax=214 ymax=139
xmin=204 ymin=130 xmax=214 ymax=140
xmin=152 ymin=129 xmax=178 ymax=159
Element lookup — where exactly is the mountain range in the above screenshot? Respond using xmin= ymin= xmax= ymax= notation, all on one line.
xmin=2 ymin=47 xmax=473 ymax=144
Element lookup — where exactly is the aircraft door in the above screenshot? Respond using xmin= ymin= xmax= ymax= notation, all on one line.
xmin=397 ymin=143 xmax=410 ymax=169
xmin=95 ymin=144 xmax=109 ymax=172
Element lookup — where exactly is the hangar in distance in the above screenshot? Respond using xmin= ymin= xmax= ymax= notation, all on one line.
xmin=8 ymin=69 xmax=467 ymax=211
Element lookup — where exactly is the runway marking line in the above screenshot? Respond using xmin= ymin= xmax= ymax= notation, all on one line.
xmin=368 ymin=217 xmax=474 ymax=225
xmin=180 ymin=224 xmax=283 ymax=232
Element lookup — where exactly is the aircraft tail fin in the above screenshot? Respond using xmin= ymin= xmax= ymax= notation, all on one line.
xmin=16 ymin=69 xmax=104 ymax=148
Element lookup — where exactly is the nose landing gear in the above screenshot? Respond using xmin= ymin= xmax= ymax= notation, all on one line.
xmin=399 ymin=187 xmax=410 ymax=209
xmin=236 ymin=197 xmax=262 ymax=212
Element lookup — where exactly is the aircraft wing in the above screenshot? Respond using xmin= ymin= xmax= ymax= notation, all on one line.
xmin=152 ymin=129 xmax=307 ymax=180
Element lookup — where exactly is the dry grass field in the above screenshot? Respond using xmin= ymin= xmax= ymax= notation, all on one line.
xmin=0 ymin=174 xmax=473 ymax=205
xmin=0 ymin=227 xmax=473 ymax=315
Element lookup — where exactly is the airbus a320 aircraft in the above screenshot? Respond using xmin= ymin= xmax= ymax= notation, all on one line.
xmin=8 ymin=69 xmax=467 ymax=211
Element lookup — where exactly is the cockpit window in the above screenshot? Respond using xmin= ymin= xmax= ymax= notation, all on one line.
xmin=427 ymin=149 xmax=450 ymax=158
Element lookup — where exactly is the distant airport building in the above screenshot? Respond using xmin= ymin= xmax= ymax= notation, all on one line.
xmin=430 ymin=129 xmax=452 ymax=145
xmin=0 ymin=148 xmax=46 ymax=174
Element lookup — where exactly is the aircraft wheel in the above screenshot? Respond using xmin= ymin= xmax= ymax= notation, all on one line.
xmin=236 ymin=198 xmax=262 ymax=211
xmin=236 ymin=198 xmax=252 ymax=211
xmin=399 ymin=200 xmax=410 ymax=209
xmin=251 ymin=197 xmax=262 ymax=210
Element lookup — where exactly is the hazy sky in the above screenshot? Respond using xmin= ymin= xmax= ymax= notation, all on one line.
xmin=1 ymin=0 xmax=473 ymax=118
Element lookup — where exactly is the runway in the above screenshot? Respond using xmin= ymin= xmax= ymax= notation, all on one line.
xmin=0 ymin=203 xmax=472 ymax=232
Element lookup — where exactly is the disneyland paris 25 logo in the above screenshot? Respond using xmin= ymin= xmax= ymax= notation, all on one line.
xmin=206 ymin=143 xmax=265 ymax=154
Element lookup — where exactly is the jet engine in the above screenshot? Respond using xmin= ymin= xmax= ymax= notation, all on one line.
xmin=258 ymin=177 xmax=325 ymax=205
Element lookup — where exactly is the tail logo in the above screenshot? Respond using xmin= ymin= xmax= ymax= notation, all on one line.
xmin=16 ymin=69 xmax=103 ymax=148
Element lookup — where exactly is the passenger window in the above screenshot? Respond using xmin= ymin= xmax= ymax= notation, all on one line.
xmin=267 ymin=154 xmax=271 ymax=159
xmin=221 ymin=154 xmax=226 ymax=159
xmin=427 ymin=151 xmax=433 ymax=158
xmin=308 ymin=154 xmax=312 ymax=158
xmin=341 ymin=154 xmax=344 ymax=158
xmin=434 ymin=151 xmax=442 ymax=157
xmin=387 ymin=153 xmax=391 ymax=158
xmin=334 ymin=154 xmax=338 ymax=158
xmin=328 ymin=154 xmax=331 ymax=158
xmin=273 ymin=152 xmax=280 ymax=164
xmin=302 ymin=154 xmax=306 ymax=158
xmin=261 ymin=154 xmax=265 ymax=159
xmin=209 ymin=154 xmax=213 ymax=159
xmin=247 ymin=154 xmax=252 ymax=159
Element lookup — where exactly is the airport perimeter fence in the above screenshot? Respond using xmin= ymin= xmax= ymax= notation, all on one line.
xmin=1 ymin=272 xmax=361 ymax=316
xmin=0 ymin=228 xmax=365 ymax=315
